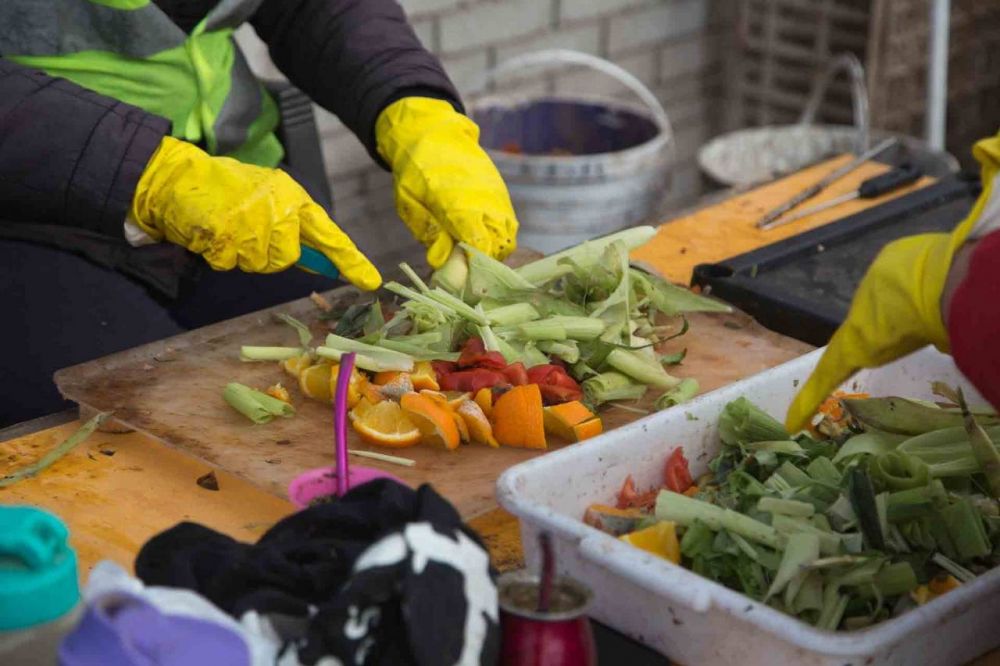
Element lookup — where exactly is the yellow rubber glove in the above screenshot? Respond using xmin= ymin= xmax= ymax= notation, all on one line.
xmin=130 ymin=137 xmax=381 ymax=290
xmin=375 ymin=97 xmax=518 ymax=268
xmin=786 ymin=134 xmax=1000 ymax=432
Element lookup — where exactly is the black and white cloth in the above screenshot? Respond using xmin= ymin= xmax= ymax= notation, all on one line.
xmin=135 ymin=480 xmax=499 ymax=666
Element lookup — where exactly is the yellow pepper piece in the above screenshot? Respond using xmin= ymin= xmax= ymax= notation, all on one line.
xmin=619 ymin=521 xmax=681 ymax=564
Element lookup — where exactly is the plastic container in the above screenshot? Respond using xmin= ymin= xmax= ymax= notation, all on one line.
xmin=469 ymin=50 xmax=674 ymax=255
xmin=0 ymin=506 xmax=82 ymax=666
xmin=497 ymin=346 xmax=1000 ymax=666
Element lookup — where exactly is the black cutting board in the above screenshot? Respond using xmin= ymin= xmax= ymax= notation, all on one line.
xmin=691 ymin=173 xmax=982 ymax=346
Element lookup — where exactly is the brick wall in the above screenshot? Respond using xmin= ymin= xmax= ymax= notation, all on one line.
xmin=236 ymin=0 xmax=734 ymax=262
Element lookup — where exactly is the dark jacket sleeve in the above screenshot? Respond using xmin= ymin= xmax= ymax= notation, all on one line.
xmin=0 ymin=58 xmax=169 ymax=236
xmin=251 ymin=0 xmax=461 ymax=161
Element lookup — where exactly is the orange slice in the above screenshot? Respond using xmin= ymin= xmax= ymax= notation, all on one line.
xmin=380 ymin=374 xmax=415 ymax=401
xmin=411 ymin=361 xmax=440 ymax=391
xmin=400 ymin=392 xmax=460 ymax=450
xmin=372 ymin=370 xmax=402 ymax=386
xmin=349 ymin=398 xmax=421 ymax=448
xmin=281 ymin=353 xmax=313 ymax=379
xmin=298 ymin=363 xmax=334 ymax=401
xmin=543 ymin=401 xmax=597 ymax=441
xmin=457 ymin=401 xmax=499 ymax=448
xmin=571 ymin=417 xmax=603 ymax=442
xmin=362 ymin=381 xmax=387 ymax=404
xmin=265 ymin=383 xmax=291 ymax=403
xmin=418 ymin=391 xmax=469 ymax=443
xmin=474 ymin=388 xmax=493 ymax=418
xmin=330 ymin=364 xmax=366 ymax=408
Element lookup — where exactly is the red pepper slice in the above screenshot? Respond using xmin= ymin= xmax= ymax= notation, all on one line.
xmin=664 ymin=448 xmax=693 ymax=494
xmin=539 ymin=384 xmax=583 ymax=405
xmin=616 ymin=475 xmax=658 ymax=511
xmin=439 ymin=369 xmax=507 ymax=393
xmin=431 ymin=360 xmax=457 ymax=377
xmin=457 ymin=337 xmax=507 ymax=370
xmin=526 ymin=364 xmax=561 ymax=385
xmin=501 ymin=362 xmax=529 ymax=386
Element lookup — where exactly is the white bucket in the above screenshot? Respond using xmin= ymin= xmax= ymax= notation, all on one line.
xmin=469 ymin=50 xmax=674 ymax=255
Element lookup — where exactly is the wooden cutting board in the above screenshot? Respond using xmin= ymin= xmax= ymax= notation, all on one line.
xmin=55 ymin=287 xmax=811 ymax=519
xmin=631 ymin=155 xmax=936 ymax=284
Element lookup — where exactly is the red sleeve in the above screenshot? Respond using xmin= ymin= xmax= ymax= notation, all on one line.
xmin=947 ymin=229 xmax=1000 ymax=410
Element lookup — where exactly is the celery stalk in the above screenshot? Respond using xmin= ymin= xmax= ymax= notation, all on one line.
xmin=461 ymin=243 xmax=535 ymax=301
xmin=240 ymin=346 xmax=305 ymax=362
xmin=399 ymin=262 xmax=432 ymax=294
xmin=375 ymin=338 xmax=459 ymax=361
xmin=654 ymin=378 xmax=699 ymax=410
xmin=0 ymin=411 xmax=109 ymax=487
xmin=515 ymin=321 xmax=567 ymax=341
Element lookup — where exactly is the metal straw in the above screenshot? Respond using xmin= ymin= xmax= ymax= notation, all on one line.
xmin=334 ymin=352 xmax=356 ymax=497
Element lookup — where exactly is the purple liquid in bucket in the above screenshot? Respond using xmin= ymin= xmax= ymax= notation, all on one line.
xmin=288 ymin=466 xmax=405 ymax=509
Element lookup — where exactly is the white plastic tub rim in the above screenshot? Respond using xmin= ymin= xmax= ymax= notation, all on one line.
xmin=497 ymin=346 xmax=1000 ymax=663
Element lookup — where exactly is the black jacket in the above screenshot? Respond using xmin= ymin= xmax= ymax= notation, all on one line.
xmin=0 ymin=0 xmax=460 ymax=297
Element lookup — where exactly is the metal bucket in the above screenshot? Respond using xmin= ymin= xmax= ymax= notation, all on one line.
xmin=699 ymin=53 xmax=958 ymax=187
xmin=469 ymin=50 xmax=674 ymax=254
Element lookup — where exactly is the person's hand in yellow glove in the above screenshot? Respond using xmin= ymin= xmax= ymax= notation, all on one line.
xmin=128 ymin=136 xmax=381 ymax=290
xmin=785 ymin=134 xmax=1000 ymax=432
xmin=375 ymin=97 xmax=518 ymax=268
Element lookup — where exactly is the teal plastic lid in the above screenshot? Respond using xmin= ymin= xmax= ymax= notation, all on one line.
xmin=0 ymin=506 xmax=79 ymax=630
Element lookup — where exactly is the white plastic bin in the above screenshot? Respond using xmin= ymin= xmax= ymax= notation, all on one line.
xmin=497 ymin=347 xmax=1000 ymax=666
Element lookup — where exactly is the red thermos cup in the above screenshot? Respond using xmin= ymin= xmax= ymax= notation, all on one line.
xmin=497 ymin=570 xmax=597 ymax=666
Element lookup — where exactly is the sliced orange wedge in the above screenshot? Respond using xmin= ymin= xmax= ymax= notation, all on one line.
xmin=298 ymin=363 xmax=334 ymax=401
xmin=380 ymin=373 xmax=415 ymax=401
xmin=418 ymin=390 xmax=469 ymax=443
xmin=400 ymin=392 xmax=460 ymax=450
xmin=474 ymin=388 xmax=493 ymax=418
xmin=457 ymin=400 xmax=499 ymax=448
xmin=349 ymin=398 xmax=421 ymax=448
xmin=411 ymin=361 xmax=440 ymax=391
xmin=372 ymin=370 xmax=402 ymax=386
xmin=330 ymin=364 xmax=366 ymax=408
xmin=281 ymin=353 xmax=313 ymax=379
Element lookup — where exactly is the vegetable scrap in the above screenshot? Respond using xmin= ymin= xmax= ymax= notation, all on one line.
xmin=588 ymin=387 xmax=1000 ymax=631
xmin=235 ymin=229 xmax=730 ymax=450
xmin=0 ymin=411 xmax=109 ymax=488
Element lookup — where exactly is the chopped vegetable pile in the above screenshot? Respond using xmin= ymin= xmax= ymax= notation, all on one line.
xmin=233 ymin=228 xmax=731 ymax=451
xmin=588 ymin=388 xmax=1000 ymax=631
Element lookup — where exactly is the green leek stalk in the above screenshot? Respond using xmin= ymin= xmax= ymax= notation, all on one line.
xmin=323 ymin=334 xmax=414 ymax=369
xmin=430 ymin=248 xmax=469 ymax=294
xmin=316 ymin=347 xmax=411 ymax=372
xmin=514 ymin=226 xmax=657 ymax=285
xmin=240 ymin=346 xmax=304 ymax=362
xmin=486 ymin=303 xmax=541 ymax=326
xmin=758 ymin=497 xmax=815 ymax=517
xmin=871 ymin=451 xmax=931 ymax=490
xmin=718 ymin=398 xmax=789 ymax=445
xmin=512 ymin=316 xmax=605 ymax=341
xmin=582 ymin=371 xmax=647 ymax=405
xmin=654 ymin=378 xmax=699 ymax=410
xmin=224 ymin=383 xmax=294 ymax=424
xmin=375 ymin=338 xmax=459 ymax=362
xmin=874 ymin=561 xmax=918 ymax=596
xmin=606 ymin=348 xmax=680 ymax=389
xmin=537 ymin=339 xmax=580 ymax=364
xmin=0 ymin=412 xmax=109 ymax=487
xmin=766 ymin=533 xmax=820 ymax=601
xmin=831 ymin=432 xmax=896 ymax=464
xmin=274 ymin=313 xmax=313 ymax=347
xmin=655 ymin=490 xmax=783 ymax=549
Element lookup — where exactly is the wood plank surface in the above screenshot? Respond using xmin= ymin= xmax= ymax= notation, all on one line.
xmin=631 ymin=155 xmax=936 ymax=284
xmin=0 ymin=420 xmax=294 ymax=579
